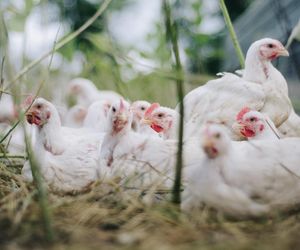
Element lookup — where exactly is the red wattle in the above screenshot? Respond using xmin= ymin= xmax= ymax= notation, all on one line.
xmin=268 ymin=53 xmax=278 ymax=60
xmin=241 ymin=128 xmax=255 ymax=138
xmin=150 ymin=124 xmax=164 ymax=133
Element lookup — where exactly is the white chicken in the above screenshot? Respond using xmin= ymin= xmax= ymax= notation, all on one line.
xmin=232 ymin=107 xmax=280 ymax=140
xmin=0 ymin=93 xmax=16 ymax=123
xmin=68 ymin=77 xmax=122 ymax=107
xmin=99 ymin=99 xmax=178 ymax=188
xmin=182 ymin=124 xmax=300 ymax=216
xmin=142 ymin=103 xmax=180 ymax=139
xmin=278 ymin=108 xmax=300 ymax=137
xmin=179 ymin=38 xmax=291 ymax=140
xmin=99 ymin=99 xmax=203 ymax=189
xmin=64 ymin=105 xmax=87 ymax=128
xmin=130 ymin=100 xmax=158 ymax=136
xmin=83 ymin=100 xmax=111 ymax=132
xmin=22 ymin=97 xmax=105 ymax=192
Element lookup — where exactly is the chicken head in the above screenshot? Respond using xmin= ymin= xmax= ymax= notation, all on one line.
xmin=255 ymin=38 xmax=289 ymax=61
xmin=26 ymin=98 xmax=53 ymax=127
xmin=142 ymin=103 xmax=177 ymax=135
xmin=201 ymin=124 xmax=230 ymax=159
xmin=108 ymin=99 xmax=132 ymax=134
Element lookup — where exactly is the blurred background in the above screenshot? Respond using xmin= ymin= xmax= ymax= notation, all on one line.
xmin=0 ymin=0 xmax=299 ymax=109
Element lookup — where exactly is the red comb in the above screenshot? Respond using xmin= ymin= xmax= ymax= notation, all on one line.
xmin=145 ymin=103 xmax=160 ymax=117
xmin=236 ymin=107 xmax=251 ymax=121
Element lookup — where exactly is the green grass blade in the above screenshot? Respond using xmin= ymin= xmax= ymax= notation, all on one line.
xmin=163 ymin=0 xmax=185 ymax=205
xmin=23 ymin=127 xmax=55 ymax=242
xmin=219 ymin=0 xmax=245 ymax=68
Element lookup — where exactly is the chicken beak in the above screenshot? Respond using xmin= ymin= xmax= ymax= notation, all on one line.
xmin=141 ymin=117 xmax=153 ymax=125
xmin=277 ymin=47 xmax=289 ymax=57
xmin=117 ymin=113 xmax=127 ymax=122
xmin=26 ymin=108 xmax=45 ymax=126
xmin=202 ymin=138 xmax=218 ymax=159
xmin=232 ymin=122 xmax=245 ymax=136
xmin=25 ymin=109 xmax=36 ymax=124
xmin=202 ymin=138 xmax=214 ymax=150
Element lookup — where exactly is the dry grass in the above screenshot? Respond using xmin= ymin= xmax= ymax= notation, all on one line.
xmin=2 ymin=1 xmax=300 ymax=249
xmin=1 ymin=162 xmax=300 ymax=250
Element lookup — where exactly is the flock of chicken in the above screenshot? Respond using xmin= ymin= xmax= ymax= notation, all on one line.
xmin=1 ymin=38 xmax=300 ymax=217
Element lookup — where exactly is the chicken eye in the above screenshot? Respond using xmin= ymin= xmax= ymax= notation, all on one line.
xmin=267 ymin=43 xmax=274 ymax=48
xmin=36 ymin=104 xmax=42 ymax=109
xmin=112 ymin=107 xmax=116 ymax=113
xmin=215 ymin=133 xmax=221 ymax=139
xmin=249 ymin=117 xmax=256 ymax=122
xmin=158 ymin=113 xmax=164 ymax=118
xmin=141 ymin=107 xmax=145 ymax=111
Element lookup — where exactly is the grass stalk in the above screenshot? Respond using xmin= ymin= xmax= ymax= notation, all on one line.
xmin=0 ymin=56 xmax=5 ymax=99
xmin=24 ymin=129 xmax=55 ymax=242
xmin=163 ymin=0 xmax=185 ymax=205
xmin=4 ymin=0 xmax=113 ymax=91
xmin=2 ymin=12 xmax=63 ymax=239
xmin=0 ymin=121 xmax=20 ymax=144
xmin=2 ymin=0 xmax=60 ymax=145
xmin=0 ymin=154 xmax=26 ymax=159
xmin=219 ymin=0 xmax=245 ymax=68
